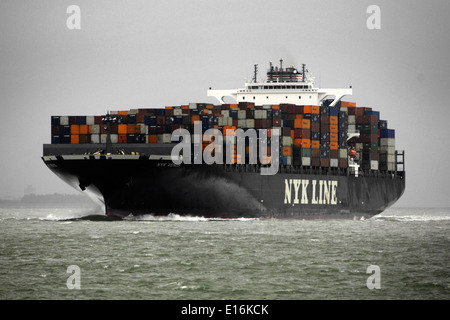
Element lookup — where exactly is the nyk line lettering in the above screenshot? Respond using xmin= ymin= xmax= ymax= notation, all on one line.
xmin=284 ymin=179 xmax=338 ymax=205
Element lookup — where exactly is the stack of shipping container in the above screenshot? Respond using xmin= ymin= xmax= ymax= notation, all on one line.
xmin=50 ymin=100 xmax=397 ymax=172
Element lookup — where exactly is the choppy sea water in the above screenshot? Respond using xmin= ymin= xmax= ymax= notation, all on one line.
xmin=0 ymin=207 xmax=448 ymax=300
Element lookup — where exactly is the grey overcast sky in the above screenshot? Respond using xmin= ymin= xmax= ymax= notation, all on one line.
xmin=0 ymin=0 xmax=449 ymax=207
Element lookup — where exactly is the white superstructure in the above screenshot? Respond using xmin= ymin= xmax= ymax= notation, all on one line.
xmin=207 ymin=60 xmax=352 ymax=107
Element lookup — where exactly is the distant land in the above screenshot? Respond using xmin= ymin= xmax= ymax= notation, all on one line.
xmin=0 ymin=193 xmax=99 ymax=208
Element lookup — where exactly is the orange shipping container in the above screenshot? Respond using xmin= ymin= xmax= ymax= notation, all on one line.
xmin=191 ymin=115 xmax=200 ymax=124
xmin=118 ymin=124 xmax=128 ymax=134
xmin=330 ymin=142 xmax=339 ymax=150
xmin=311 ymin=106 xmax=320 ymax=114
xmin=303 ymin=105 xmax=312 ymax=114
xmin=71 ymin=124 xmax=80 ymax=135
xmin=348 ymin=102 xmax=356 ymax=107
xmin=301 ymin=139 xmax=311 ymax=149
xmin=118 ymin=134 xmax=127 ymax=143
xmin=311 ymin=140 xmax=320 ymax=149
xmin=330 ymin=116 xmax=338 ymax=125
xmin=330 ymin=133 xmax=338 ymax=142
xmin=118 ymin=111 xmax=128 ymax=115
xmin=282 ymin=146 xmax=292 ymax=156
xmin=71 ymin=134 xmax=79 ymax=144
xmin=341 ymin=102 xmax=349 ymax=107
xmin=230 ymin=104 xmax=238 ymax=109
xmin=329 ymin=124 xmax=338 ymax=133
xmin=302 ymin=119 xmax=311 ymax=129
xmin=79 ymin=125 xmax=89 ymax=135
xmin=294 ymin=118 xmax=303 ymax=129
xmin=223 ymin=126 xmax=236 ymax=135
xmin=165 ymin=106 xmax=173 ymax=110
xmin=294 ymin=138 xmax=302 ymax=148
xmin=272 ymin=105 xmax=280 ymax=109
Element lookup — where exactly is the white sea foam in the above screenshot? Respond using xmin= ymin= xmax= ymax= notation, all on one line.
xmin=124 ymin=212 xmax=258 ymax=222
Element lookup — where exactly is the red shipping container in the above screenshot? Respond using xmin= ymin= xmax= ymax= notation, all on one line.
xmin=147 ymin=134 xmax=157 ymax=143
xmin=118 ymin=134 xmax=127 ymax=143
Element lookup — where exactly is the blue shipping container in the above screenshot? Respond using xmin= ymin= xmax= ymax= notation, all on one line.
xmin=380 ymin=129 xmax=395 ymax=138
xmin=51 ymin=116 xmax=60 ymax=126
xmin=51 ymin=135 xmax=61 ymax=144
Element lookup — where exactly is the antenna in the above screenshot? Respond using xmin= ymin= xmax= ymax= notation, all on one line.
xmin=252 ymin=64 xmax=258 ymax=83
xmin=302 ymin=64 xmax=306 ymax=82
xmin=280 ymin=59 xmax=283 ymax=71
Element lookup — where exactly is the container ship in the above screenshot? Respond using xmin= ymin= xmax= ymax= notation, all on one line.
xmin=42 ymin=60 xmax=405 ymax=219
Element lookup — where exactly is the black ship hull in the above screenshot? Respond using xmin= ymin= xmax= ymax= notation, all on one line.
xmin=42 ymin=144 xmax=405 ymax=219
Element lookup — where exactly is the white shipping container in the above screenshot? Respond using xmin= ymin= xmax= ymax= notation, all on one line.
xmin=238 ymin=119 xmax=247 ymax=127
xmin=246 ymin=119 xmax=255 ymax=128
xmin=91 ymin=134 xmax=100 ymax=144
xmin=302 ymin=157 xmax=311 ymax=166
xmin=110 ymin=134 xmax=118 ymax=144
xmin=227 ymin=117 xmax=233 ymax=126
xmin=129 ymin=109 xmax=138 ymax=114
xmin=139 ymin=123 xmax=146 ymax=134
xmin=330 ymin=158 xmax=339 ymax=167
xmin=282 ymin=136 xmax=292 ymax=146
xmin=371 ymin=160 xmax=379 ymax=170
xmin=254 ymin=110 xmax=267 ymax=119
xmin=348 ymin=115 xmax=356 ymax=125
xmin=384 ymin=162 xmax=396 ymax=171
xmin=348 ymin=124 xmax=356 ymax=132
xmin=272 ymin=127 xmax=282 ymax=137
xmin=189 ymin=103 xmax=197 ymax=109
xmin=60 ymin=116 xmax=69 ymax=126
xmin=339 ymin=148 xmax=347 ymax=159
xmin=380 ymin=138 xmax=395 ymax=147
xmin=380 ymin=146 xmax=395 ymax=154
xmin=262 ymin=104 xmax=272 ymax=109
xmin=285 ymin=156 xmax=292 ymax=166
xmin=238 ymin=110 xmax=246 ymax=119
xmin=86 ymin=116 xmax=95 ymax=125
xmin=158 ymin=133 xmax=172 ymax=144
xmin=218 ymin=118 xmax=224 ymax=126
xmin=173 ymin=108 xmax=183 ymax=116
xmin=91 ymin=124 xmax=100 ymax=134
xmin=380 ymin=153 xmax=396 ymax=163
xmin=100 ymin=134 xmax=107 ymax=144
xmin=221 ymin=110 xmax=229 ymax=118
